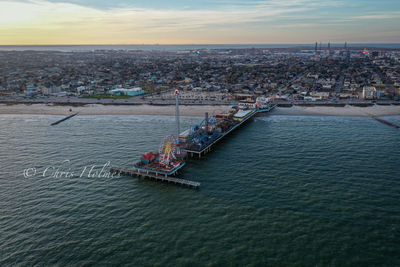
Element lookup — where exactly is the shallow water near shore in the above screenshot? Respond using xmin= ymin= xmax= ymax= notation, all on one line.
xmin=1 ymin=114 xmax=400 ymax=265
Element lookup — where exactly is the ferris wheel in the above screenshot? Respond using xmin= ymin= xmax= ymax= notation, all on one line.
xmin=159 ymin=134 xmax=177 ymax=165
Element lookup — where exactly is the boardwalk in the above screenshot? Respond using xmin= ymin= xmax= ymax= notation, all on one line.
xmin=110 ymin=166 xmax=200 ymax=189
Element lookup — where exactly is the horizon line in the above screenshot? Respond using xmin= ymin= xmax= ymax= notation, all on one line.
xmin=1 ymin=42 xmax=400 ymax=46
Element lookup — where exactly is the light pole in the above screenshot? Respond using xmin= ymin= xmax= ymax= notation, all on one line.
xmin=174 ymin=89 xmax=180 ymax=140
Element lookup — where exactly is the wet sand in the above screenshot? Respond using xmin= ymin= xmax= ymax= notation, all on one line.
xmin=0 ymin=103 xmax=399 ymax=117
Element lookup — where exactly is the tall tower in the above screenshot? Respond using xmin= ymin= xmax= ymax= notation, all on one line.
xmin=314 ymin=42 xmax=318 ymax=55
xmin=328 ymin=42 xmax=331 ymax=56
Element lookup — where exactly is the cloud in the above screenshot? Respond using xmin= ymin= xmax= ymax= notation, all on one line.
xmin=255 ymin=0 xmax=344 ymax=8
xmin=352 ymin=12 xmax=400 ymax=20
xmin=0 ymin=0 xmax=320 ymax=43
xmin=0 ymin=0 xmax=398 ymax=44
xmin=0 ymin=0 xmax=314 ymax=29
xmin=0 ymin=0 xmax=103 ymax=26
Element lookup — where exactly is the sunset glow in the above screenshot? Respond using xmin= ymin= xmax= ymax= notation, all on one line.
xmin=0 ymin=0 xmax=399 ymax=45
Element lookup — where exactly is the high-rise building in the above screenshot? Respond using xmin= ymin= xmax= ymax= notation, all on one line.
xmin=362 ymin=86 xmax=376 ymax=99
xmin=328 ymin=42 xmax=332 ymax=56
xmin=314 ymin=42 xmax=318 ymax=55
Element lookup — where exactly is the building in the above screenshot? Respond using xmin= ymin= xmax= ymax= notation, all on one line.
xmin=24 ymin=87 xmax=39 ymax=97
xmin=109 ymin=87 xmax=145 ymax=96
xmin=362 ymin=86 xmax=376 ymax=99
xmin=42 ymin=86 xmax=62 ymax=95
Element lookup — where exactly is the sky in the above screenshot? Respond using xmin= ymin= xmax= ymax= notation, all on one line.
xmin=0 ymin=0 xmax=399 ymax=45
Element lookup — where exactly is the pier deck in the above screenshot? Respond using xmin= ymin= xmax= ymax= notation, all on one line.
xmin=185 ymin=107 xmax=274 ymax=157
xmin=110 ymin=166 xmax=200 ymax=188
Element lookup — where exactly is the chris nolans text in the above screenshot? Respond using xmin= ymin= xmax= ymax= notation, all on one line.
xmin=23 ymin=160 xmax=120 ymax=179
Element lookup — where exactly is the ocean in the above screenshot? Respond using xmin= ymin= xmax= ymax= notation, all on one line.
xmin=0 ymin=114 xmax=399 ymax=265
xmin=0 ymin=44 xmax=400 ymax=52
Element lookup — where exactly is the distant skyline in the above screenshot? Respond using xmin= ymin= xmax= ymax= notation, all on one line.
xmin=0 ymin=0 xmax=399 ymax=45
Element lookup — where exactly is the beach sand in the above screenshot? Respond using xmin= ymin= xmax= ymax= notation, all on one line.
xmin=0 ymin=103 xmax=399 ymax=117
xmin=0 ymin=103 xmax=231 ymax=116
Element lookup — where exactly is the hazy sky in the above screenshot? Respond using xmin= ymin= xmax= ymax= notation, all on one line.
xmin=0 ymin=0 xmax=399 ymax=45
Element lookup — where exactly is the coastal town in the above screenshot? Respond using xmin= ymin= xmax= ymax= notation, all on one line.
xmin=2 ymin=0 xmax=400 ymax=264
xmin=0 ymin=45 xmax=400 ymax=106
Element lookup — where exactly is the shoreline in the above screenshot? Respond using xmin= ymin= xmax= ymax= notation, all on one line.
xmin=0 ymin=103 xmax=400 ymax=117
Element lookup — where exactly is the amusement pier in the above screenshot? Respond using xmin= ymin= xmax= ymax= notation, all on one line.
xmin=110 ymin=90 xmax=276 ymax=188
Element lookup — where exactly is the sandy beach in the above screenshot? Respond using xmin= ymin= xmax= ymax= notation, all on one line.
xmin=0 ymin=103 xmax=232 ymax=116
xmin=0 ymin=103 xmax=399 ymax=117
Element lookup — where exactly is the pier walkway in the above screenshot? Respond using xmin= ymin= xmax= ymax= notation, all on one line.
xmin=110 ymin=166 xmax=200 ymax=189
